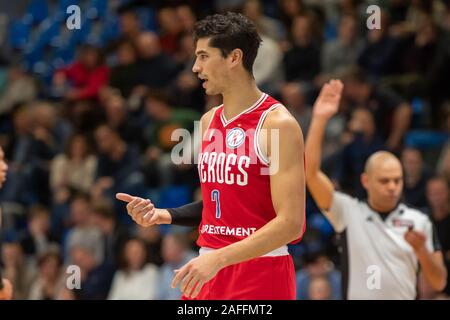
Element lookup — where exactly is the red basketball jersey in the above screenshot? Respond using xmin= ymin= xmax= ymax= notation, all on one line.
xmin=197 ymin=93 xmax=304 ymax=249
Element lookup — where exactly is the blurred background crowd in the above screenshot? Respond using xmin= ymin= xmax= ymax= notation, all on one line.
xmin=0 ymin=0 xmax=449 ymax=300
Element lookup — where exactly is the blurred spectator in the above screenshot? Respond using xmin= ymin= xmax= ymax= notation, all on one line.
xmin=437 ymin=141 xmax=450 ymax=183
xmin=320 ymin=14 xmax=363 ymax=79
xmin=253 ymin=33 xmax=284 ymax=95
xmin=296 ymin=252 xmax=341 ymax=300
xmin=333 ymin=107 xmax=384 ymax=198
xmin=425 ymin=176 xmax=450 ymax=295
xmin=52 ymin=45 xmax=110 ymax=101
xmin=109 ymin=41 xmax=140 ymax=98
xmin=50 ymin=133 xmax=97 ymax=204
xmin=103 ymin=93 xmax=141 ymax=145
xmin=278 ymin=0 xmax=306 ymax=31
xmin=20 ymin=205 xmax=59 ymax=259
xmin=135 ymin=32 xmax=180 ymax=90
xmin=108 ymin=238 xmax=158 ymax=299
xmin=283 ymin=15 xmax=320 ymax=83
xmin=92 ymin=124 xmax=143 ymax=201
xmin=28 ymin=246 xmax=64 ymax=300
xmin=243 ymin=0 xmax=286 ymax=41
xmin=341 ymin=67 xmax=412 ymax=151
xmin=135 ymin=225 xmax=163 ymax=266
xmin=0 ymin=64 xmax=37 ymax=116
xmin=176 ymin=5 xmax=197 ymax=34
xmin=31 ymin=102 xmax=72 ymax=155
xmin=64 ymin=193 xmax=104 ymax=265
xmin=142 ymin=90 xmax=200 ymax=187
xmin=70 ymin=238 xmax=114 ymax=300
xmin=401 ymin=147 xmax=432 ymax=208
xmin=1 ymin=241 xmax=35 ymax=299
xmin=279 ymin=82 xmax=312 ymax=133
xmin=358 ymin=10 xmax=400 ymax=79
xmin=308 ymin=276 xmax=333 ymax=300
xmin=158 ymin=7 xmax=183 ymax=56
xmin=91 ymin=201 xmax=130 ymax=267
xmin=156 ymin=232 xmax=197 ymax=300
xmin=116 ymin=10 xmax=142 ymax=47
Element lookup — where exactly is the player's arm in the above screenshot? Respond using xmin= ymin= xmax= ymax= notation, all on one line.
xmin=115 ymin=108 xmax=216 ymax=227
xmin=172 ymin=107 xmax=306 ymax=298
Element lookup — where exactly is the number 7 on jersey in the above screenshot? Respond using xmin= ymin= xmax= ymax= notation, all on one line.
xmin=211 ymin=189 xmax=221 ymax=218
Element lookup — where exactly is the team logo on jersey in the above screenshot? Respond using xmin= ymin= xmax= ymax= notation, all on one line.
xmin=226 ymin=127 xmax=245 ymax=149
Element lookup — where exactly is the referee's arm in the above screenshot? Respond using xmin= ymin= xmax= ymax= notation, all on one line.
xmin=305 ymin=81 xmax=344 ymax=228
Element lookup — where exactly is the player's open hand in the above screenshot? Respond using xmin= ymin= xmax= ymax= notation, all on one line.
xmin=313 ymin=79 xmax=344 ymax=120
xmin=404 ymin=230 xmax=427 ymax=255
xmin=116 ymin=193 xmax=158 ymax=227
xmin=171 ymin=252 xmax=223 ymax=299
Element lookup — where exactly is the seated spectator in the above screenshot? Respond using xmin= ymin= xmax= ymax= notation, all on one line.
xmin=92 ymin=124 xmax=143 ymax=201
xmin=296 ymin=252 xmax=341 ymax=300
xmin=135 ymin=225 xmax=163 ymax=266
xmin=425 ymin=177 xmax=450 ymax=295
xmin=401 ymin=147 xmax=432 ymax=208
xmin=279 ymin=82 xmax=312 ymax=133
xmin=70 ymin=238 xmax=114 ymax=300
xmin=333 ymin=107 xmax=384 ymax=198
xmin=1 ymin=240 xmax=36 ymax=299
xmin=253 ymin=32 xmax=284 ymax=95
xmin=437 ymin=141 xmax=450 ymax=184
xmin=157 ymin=7 xmax=183 ymax=56
xmin=135 ymin=32 xmax=180 ymax=90
xmin=109 ymin=41 xmax=140 ymax=98
xmin=52 ymin=44 xmax=110 ymax=101
xmin=50 ymin=133 xmax=97 ymax=205
xmin=142 ymin=90 xmax=200 ymax=187
xmin=28 ymin=246 xmax=65 ymax=300
xmin=308 ymin=276 xmax=333 ymax=300
xmin=20 ymin=204 xmax=59 ymax=259
xmin=341 ymin=67 xmax=412 ymax=151
xmin=108 ymin=238 xmax=159 ymax=300
xmin=357 ymin=10 xmax=400 ymax=79
xmin=283 ymin=15 xmax=320 ymax=83
xmin=91 ymin=201 xmax=130 ymax=267
xmin=103 ymin=93 xmax=141 ymax=145
xmin=64 ymin=193 xmax=104 ymax=265
xmin=0 ymin=63 xmax=37 ymax=116
xmin=156 ymin=233 xmax=197 ymax=300
xmin=243 ymin=0 xmax=286 ymax=41
xmin=320 ymin=14 xmax=364 ymax=81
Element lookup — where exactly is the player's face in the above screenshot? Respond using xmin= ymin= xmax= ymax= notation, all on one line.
xmin=192 ymin=38 xmax=228 ymax=95
xmin=362 ymin=160 xmax=403 ymax=211
xmin=0 ymin=147 xmax=8 ymax=187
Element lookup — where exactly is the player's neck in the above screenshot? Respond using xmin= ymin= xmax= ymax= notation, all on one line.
xmin=222 ymin=78 xmax=262 ymax=120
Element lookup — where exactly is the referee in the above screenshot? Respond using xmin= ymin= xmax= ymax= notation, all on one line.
xmin=305 ymin=80 xmax=447 ymax=299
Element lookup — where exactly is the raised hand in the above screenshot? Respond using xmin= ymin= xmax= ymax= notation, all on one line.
xmin=312 ymin=79 xmax=344 ymax=120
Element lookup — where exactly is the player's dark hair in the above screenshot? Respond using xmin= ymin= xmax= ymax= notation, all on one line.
xmin=193 ymin=12 xmax=262 ymax=75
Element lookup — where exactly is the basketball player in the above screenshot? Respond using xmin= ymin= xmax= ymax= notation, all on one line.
xmin=117 ymin=12 xmax=307 ymax=299
xmin=305 ymin=80 xmax=447 ymax=299
xmin=0 ymin=146 xmax=13 ymax=300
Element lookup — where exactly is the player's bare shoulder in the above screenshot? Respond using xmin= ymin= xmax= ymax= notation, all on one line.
xmin=262 ymin=105 xmax=303 ymax=142
xmin=259 ymin=104 xmax=304 ymax=164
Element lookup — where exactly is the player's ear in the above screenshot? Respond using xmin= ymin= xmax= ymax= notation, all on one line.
xmin=229 ymin=48 xmax=243 ymax=68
